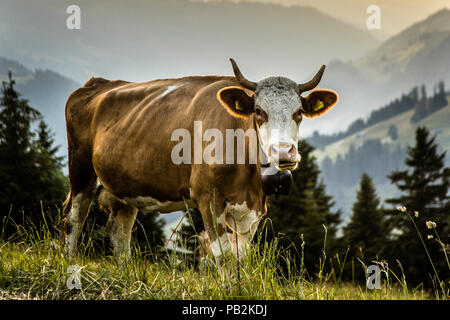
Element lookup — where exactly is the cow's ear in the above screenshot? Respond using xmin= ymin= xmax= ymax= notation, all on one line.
xmin=217 ymin=86 xmax=254 ymax=118
xmin=301 ymin=89 xmax=338 ymax=118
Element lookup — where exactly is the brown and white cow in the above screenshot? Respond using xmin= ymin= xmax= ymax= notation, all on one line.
xmin=63 ymin=59 xmax=338 ymax=262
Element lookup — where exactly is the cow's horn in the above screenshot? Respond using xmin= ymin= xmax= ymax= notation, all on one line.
xmin=298 ymin=65 xmax=326 ymax=93
xmin=230 ymin=58 xmax=257 ymax=91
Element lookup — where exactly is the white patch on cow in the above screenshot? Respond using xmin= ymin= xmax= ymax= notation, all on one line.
xmin=224 ymin=201 xmax=261 ymax=257
xmin=255 ymin=77 xmax=301 ymax=162
xmin=160 ymin=84 xmax=183 ymax=98
xmin=65 ymin=193 xmax=84 ymax=258
xmin=123 ymin=196 xmax=196 ymax=213
xmin=105 ymin=209 xmax=137 ymax=258
xmin=211 ymin=233 xmax=232 ymax=257
xmin=225 ymin=201 xmax=261 ymax=236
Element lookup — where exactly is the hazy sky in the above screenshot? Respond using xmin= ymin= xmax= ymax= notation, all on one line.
xmin=197 ymin=0 xmax=450 ymax=38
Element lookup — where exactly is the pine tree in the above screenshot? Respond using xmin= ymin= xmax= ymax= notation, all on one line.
xmin=0 ymin=72 xmax=41 ymax=233
xmin=411 ymin=85 xmax=429 ymax=123
xmin=34 ymin=120 xmax=67 ymax=215
xmin=343 ymin=173 xmax=386 ymax=261
xmin=266 ymin=140 xmax=341 ymax=271
xmin=0 ymin=72 xmax=67 ymax=237
xmin=386 ymin=126 xmax=450 ymax=284
xmin=388 ymin=124 xmax=398 ymax=141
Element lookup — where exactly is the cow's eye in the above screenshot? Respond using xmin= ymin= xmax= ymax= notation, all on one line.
xmin=293 ymin=109 xmax=303 ymax=122
xmin=254 ymin=106 xmax=268 ymax=123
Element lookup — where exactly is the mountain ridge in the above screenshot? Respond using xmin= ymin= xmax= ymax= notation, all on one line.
xmin=315 ymin=8 xmax=450 ymax=135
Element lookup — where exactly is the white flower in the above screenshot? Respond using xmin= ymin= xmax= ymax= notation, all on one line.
xmin=426 ymin=221 xmax=437 ymax=229
xmin=397 ymin=206 xmax=407 ymax=212
xmin=414 ymin=211 xmax=419 ymax=218
xmin=427 ymin=235 xmax=434 ymax=239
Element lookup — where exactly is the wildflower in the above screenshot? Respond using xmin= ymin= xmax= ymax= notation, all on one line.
xmin=397 ymin=206 xmax=407 ymax=212
xmin=426 ymin=221 xmax=437 ymax=229
xmin=414 ymin=211 xmax=419 ymax=218
xmin=427 ymin=235 xmax=434 ymax=239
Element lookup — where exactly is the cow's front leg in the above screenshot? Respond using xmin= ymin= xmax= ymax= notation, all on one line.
xmin=105 ymin=205 xmax=138 ymax=258
xmin=98 ymin=188 xmax=138 ymax=259
xmin=226 ymin=202 xmax=261 ymax=260
xmin=196 ymin=195 xmax=233 ymax=265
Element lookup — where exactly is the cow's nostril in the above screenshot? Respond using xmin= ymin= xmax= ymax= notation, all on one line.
xmin=288 ymin=145 xmax=297 ymax=156
xmin=269 ymin=145 xmax=278 ymax=157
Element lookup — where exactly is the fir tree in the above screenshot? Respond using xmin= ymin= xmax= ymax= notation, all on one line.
xmin=386 ymin=126 xmax=450 ymax=284
xmin=343 ymin=173 xmax=386 ymax=260
xmin=388 ymin=124 xmax=398 ymax=141
xmin=0 ymin=72 xmax=41 ymax=233
xmin=0 ymin=72 xmax=67 ymax=237
xmin=34 ymin=120 xmax=67 ymax=214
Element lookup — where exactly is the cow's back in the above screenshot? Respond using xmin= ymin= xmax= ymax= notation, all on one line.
xmin=65 ymin=75 xmax=252 ymax=202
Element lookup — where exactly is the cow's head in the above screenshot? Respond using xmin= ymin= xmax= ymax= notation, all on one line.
xmin=218 ymin=58 xmax=338 ymax=171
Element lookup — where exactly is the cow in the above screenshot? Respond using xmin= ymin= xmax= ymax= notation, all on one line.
xmin=62 ymin=59 xmax=338 ymax=263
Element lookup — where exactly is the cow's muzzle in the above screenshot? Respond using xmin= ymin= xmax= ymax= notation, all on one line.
xmin=268 ymin=143 xmax=300 ymax=171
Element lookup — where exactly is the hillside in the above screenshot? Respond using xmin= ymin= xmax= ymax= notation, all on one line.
xmin=0 ymin=57 xmax=80 ymax=159
xmin=0 ymin=0 xmax=379 ymax=83
xmin=313 ymin=96 xmax=450 ymax=164
xmin=319 ymin=9 xmax=450 ymax=134
xmin=355 ymin=9 xmax=450 ymax=84
xmin=0 ymin=0 xmax=382 ymax=137
xmin=313 ymin=95 xmax=450 ymax=222
xmin=0 ymin=57 xmax=32 ymax=79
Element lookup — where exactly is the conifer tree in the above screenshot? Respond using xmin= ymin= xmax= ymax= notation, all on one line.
xmin=0 ymin=72 xmax=41 ymax=232
xmin=343 ymin=173 xmax=386 ymax=260
xmin=388 ymin=124 xmax=398 ymax=141
xmin=386 ymin=126 xmax=450 ymax=284
xmin=0 ymin=72 xmax=67 ymax=236
xmin=34 ymin=120 xmax=67 ymax=214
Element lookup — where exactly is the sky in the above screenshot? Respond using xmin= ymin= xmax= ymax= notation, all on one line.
xmin=197 ymin=0 xmax=450 ymax=38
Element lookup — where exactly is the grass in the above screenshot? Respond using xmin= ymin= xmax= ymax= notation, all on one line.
xmin=0 ymin=208 xmax=441 ymax=300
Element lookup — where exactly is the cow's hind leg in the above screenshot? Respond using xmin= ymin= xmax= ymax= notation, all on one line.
xmin=63 ymin=131 xmax=97 ymax=258
xmin=64 ymin=188 xmax=94 ymax=258
xmin=99 ymin=189 xmax=138 ymax=258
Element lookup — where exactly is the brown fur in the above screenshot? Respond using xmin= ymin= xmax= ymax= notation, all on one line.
xmin=64 ymin=75 xmax=267 ymax=254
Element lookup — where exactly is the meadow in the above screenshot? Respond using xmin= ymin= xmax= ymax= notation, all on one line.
xmin=0 ymin=209 xmax=443 ymax=300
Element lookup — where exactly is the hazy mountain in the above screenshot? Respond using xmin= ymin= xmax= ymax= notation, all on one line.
xmin=0 ymin=57 xmax=80 ymax=158
xmin=313 ymin=95 xmax=450 ymax=222
xmin=0 ymin=57 xmax=32 ymax=78
xmin=318 ymin=9 xmax=450 ymax=135
xmin=0 ymin=0 xmax=379 ymax=94
xmin=355 ymin=8 xmax=450 ymax=84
